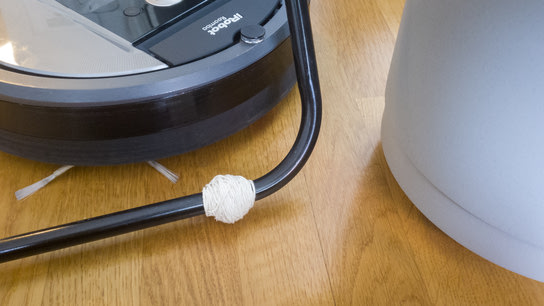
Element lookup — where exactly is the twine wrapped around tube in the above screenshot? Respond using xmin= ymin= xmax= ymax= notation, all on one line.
xmin=202 ymin=175 xmax=256 ymax=224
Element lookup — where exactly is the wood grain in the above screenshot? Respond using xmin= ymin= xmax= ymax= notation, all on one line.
xmin=2 ymin=0 xmax=544 ymax=305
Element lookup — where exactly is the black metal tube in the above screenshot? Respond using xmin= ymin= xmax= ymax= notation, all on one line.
xmin=0 ymin=0 xmax=322 ymax=263
xmin=0 ymin=195 xmax=203 ymax=263
xmin=254 ymin=0 xmax=322 ymax=199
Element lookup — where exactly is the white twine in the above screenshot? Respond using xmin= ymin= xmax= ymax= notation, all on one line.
xmin=202 ymin=175 xmax=256 ymax=224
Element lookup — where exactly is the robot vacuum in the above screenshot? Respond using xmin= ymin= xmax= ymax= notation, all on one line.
xmin=0 ymin=0 xmax=295 ymax=165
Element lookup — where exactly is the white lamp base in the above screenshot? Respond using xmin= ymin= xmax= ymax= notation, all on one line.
xmin=382 ymin=111 xmax=544 ymax=282
xmin=381 ymin=0 xmax=544 ymax=282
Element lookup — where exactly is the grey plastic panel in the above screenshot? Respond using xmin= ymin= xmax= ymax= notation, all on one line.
xmin=149 ymin=0 xmax=279 ymax=65
xmin=0 ymin=0 xmax=167 ymax=77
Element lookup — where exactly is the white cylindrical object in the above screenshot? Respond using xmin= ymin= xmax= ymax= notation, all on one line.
xmin=382 ymin=0 xmax=544 ymax=281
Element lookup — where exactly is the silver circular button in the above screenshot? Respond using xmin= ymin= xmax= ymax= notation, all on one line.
xmin=145 ymin=0 xmax=183 ymax=7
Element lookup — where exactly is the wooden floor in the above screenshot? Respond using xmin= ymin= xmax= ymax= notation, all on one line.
xmin=2 ymin=0 xmax=544 ymax=304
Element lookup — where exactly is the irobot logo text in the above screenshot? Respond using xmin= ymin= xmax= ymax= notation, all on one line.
xmin=202 ymin=13 xmax=244 ymax=36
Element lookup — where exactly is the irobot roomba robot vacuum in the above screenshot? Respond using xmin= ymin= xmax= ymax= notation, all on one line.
xmin=0 ymin=0 xmax=295 ymax=165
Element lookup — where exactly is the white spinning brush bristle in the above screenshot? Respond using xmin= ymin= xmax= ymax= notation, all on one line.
xmin=15 ymin=165 xmax=74 ymax=200
xmin=15 ymin=161 xmax=180 ymax=200
xmin=147 ymin=161 xmax=179 ymax=183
